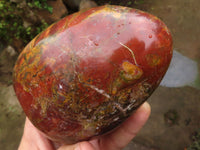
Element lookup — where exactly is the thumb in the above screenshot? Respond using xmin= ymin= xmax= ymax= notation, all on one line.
xmin=58 ymin=141 xmax=95 ymax=150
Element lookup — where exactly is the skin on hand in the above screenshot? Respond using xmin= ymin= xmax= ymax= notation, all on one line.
xmin=18 ymin=102 xmax=151 ymax=150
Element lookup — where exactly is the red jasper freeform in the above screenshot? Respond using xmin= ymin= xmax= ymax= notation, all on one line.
xmin=13 ymin=5 xmax=172 ymax=144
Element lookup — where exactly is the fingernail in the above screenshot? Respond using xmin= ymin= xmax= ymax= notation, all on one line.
xmin=75 ymin=145 xmax=80 ymax=150
xmin=143 ymin=102 xmax=151 ymax=111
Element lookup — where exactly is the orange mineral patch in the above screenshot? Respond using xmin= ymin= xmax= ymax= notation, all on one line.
xmin=122 ymin=61 xmax=143 ymax=81
xmin=146 ymin=54 xmax=161 ymax=67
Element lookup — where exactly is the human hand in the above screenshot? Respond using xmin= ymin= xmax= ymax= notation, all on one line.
xmin=18 ymin=102 xmax=151 ymax=150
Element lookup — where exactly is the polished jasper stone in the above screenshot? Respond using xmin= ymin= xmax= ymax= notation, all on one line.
xmin=13 ymin=5 xmax=173 ymax=144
